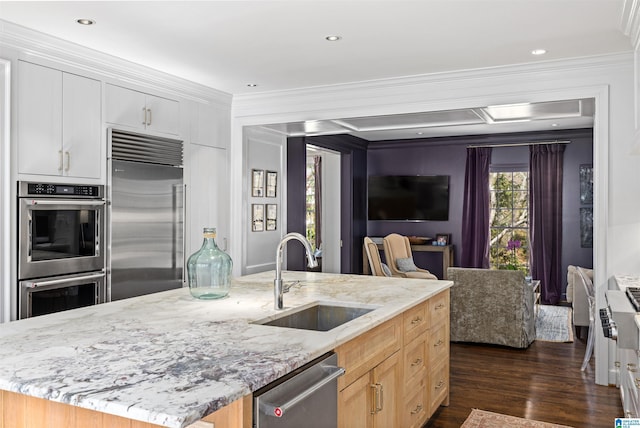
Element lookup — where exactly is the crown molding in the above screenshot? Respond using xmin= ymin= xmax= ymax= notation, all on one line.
xmin=233 ymin=52 xmax=633 ymax=117
xmin=622 ymin=0 xmax=640 ymax=49
xmin=0 ymin=20 xmax=232 ymax=106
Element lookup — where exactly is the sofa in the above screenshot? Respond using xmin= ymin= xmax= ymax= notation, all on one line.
xmin=566 ymin=265 xmax=593 ymax=333
xmin=447 ymin=267 xmax=536 ymax=348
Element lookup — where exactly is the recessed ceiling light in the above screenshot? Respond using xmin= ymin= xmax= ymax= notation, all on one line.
xmin=531 ymin=49 xmax=547 ymax=56
xmin=325 ymin=35 xmax=342 ymax=42
xmin=76 ymin=18 xmax=95 ymax=26
xmin=416 ymin=132 xmax=424 ymax=135
xmin=246 ymin=83 xmax=258 ymax=87
xmin=551 ymin=123 xmax=559 ymax=127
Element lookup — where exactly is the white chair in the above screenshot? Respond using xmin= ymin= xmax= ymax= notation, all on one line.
xmin=576 ymin=266 xmax=595 ymax=371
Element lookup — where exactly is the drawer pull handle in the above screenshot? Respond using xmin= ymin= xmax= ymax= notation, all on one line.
xmin=434 ymin=339 xmax=444 ymax=347
xmin=411 ymin=404 xmax=423 ymax=415
xmin=629 ymin=363 xmax=638 ymax=372
xmin=411 ymin=358 xmax=423 ymax=367
xmin=634 ymin=378 xmax=640 ymax=389
xmin=142 ymin=107 xmax=147 ymax=125
xmin=58 ymin=150 xmax=63 ymax=171
xmin=435 ymin=303 xmax=446 ymax=310
xmin=411 ymin=316 xmax=423 ymax=325
xmin=435 ymin=380 xmax=445 ymax=390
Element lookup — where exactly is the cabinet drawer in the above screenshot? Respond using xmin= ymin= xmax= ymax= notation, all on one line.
xmin=403 ymin=301 xmax=429 ymax=344
xmin=337 ymin=315 xmax=402 ymax=391
xmin=403 ymin=332 xmax=427 ymax=388
xmin=429 ymin=290 xmax=449 ymax=328
xmin=429 ymin=323 xmax=449 ymax=366
xmin=429 ymin=360 xmax=449 ymax=415
xmin=402 ymin=380 xmax=428 ymax=428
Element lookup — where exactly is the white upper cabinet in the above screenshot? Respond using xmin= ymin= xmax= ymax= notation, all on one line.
xmin=189 ymin=101 xmax=230 ymax=149
xmin=105 ymin=83 xmax=180 ymax=136
xmin=18 ymin=61 xmax=101 ymax=179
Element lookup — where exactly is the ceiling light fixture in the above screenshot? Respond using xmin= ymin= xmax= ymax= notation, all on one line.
xmin=76 ymin=18 xmax=95 ymax=26
xmin=325 ymin=35 xmax=342 ymax=42
xmin=531 ymin=49 xmax=547 ymax=56
xmin=246 ymin=83 xmax=258 ymax=87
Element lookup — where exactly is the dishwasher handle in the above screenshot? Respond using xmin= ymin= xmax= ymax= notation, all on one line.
xmin=259 ymin=365 xmax=345 ymax=418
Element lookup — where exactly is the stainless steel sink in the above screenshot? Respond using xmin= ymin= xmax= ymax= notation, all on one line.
xmin=254 ymin=303 xmax=378 ymax=331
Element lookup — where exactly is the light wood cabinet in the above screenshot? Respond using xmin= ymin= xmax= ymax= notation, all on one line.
xmin=105 ymin=84 xmax=180 ymax=136
xmin=18 ymin=61 xmax=101 ymax=179
xmin=338 ymin=289 xmax=450 ymax=428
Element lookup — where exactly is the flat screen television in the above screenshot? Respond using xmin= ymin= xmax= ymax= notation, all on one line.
xmin=368 ymin=175 xmax=450 ymax=221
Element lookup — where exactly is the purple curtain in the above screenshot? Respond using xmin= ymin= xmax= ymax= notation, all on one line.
xmin=461 ymin=147 xmax=492 ymax=268
xmin=314 ymin=156 xmax=322 ymax=250
xmin=529 ymin=144 xmax=565 ymax=304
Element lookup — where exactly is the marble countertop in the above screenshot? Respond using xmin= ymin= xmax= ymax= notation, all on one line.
xmin=614 ymin=274 xmax=640 ymax=290
xmin=0 ymin=271 xmax=451 ymax=427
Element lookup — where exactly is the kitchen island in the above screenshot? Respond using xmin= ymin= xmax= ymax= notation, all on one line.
xmin=0 ymin=271 xmax=452 ymax=427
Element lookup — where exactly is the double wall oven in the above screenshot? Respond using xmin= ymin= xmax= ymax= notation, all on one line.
xmin=18 ymin=182 xmax=106 ymax=319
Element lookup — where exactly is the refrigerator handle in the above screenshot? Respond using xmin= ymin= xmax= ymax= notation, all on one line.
xmin=183 ymin=183 xmax=187 ymax=284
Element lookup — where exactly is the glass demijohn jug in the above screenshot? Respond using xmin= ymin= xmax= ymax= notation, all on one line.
xmin=187 ymin=228 xmax=232 ymax=299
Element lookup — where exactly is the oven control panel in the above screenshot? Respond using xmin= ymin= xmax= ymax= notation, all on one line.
xmin=20 ymin=182 xmax=103 ymax=198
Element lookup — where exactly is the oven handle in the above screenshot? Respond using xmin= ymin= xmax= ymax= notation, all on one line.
xmin=24 ymin=200 xmax=106 ymax=207
xmin=23 ymin=272 xmax=106 ymax=289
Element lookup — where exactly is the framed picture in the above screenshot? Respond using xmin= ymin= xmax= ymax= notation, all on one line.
xmin=251 ymin=204 xmax=264 ymax=232
xmin=580 ymin=207 xmax=593 ymax=248
xmin=251 ymin=169 xmax=265 ymax=197
xmin=266 ymin=204 xmax=277 ymax=231
xmin=435 ymin=233 xmax=450 ymax=246
xmin=266 ymin=171 xmax=278 ymax=198
xmin=579 ymin=164 xmax=593 ymax=205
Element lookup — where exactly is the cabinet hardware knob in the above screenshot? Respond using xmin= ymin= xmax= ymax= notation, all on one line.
xmin=435 ymin=303 xmax=445 ymax=310
xmin=434 ymin=339 xmax=444 ymax=347
xmin=411 ymin=317 xmax=422 ymax=325
xmin=411 ymin=358 xmax=423 ymax=367
xmin=410 ymin=404 xmax=423 ymax=415
xmin=634 ymin=378 xmax=640 ymax=389
xmin=628 ymin=363 xmax=637 ymax=372
xmin=435 ymin=380 xmax=445 ymax=390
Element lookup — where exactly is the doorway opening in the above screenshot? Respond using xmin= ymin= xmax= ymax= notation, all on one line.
xmin=306 ymin=145 xmax=341 ymax=273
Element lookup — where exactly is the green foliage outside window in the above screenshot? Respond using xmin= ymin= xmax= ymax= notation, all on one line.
xmin=489 ymin=170 xmax=529 ymax=273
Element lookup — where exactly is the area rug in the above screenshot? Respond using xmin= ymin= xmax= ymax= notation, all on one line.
xmin=461 ymin=409 xmax=574 ymax=427
xmin=535 ymin=304 xmax=574 ymax=343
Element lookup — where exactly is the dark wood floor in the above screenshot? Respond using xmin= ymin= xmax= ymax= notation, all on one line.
xmin=424 ymin=336 xmax=623 ymax=427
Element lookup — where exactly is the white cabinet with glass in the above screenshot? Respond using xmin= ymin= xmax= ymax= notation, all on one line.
xmin=18 ymin=61 xmax=101 ymax=179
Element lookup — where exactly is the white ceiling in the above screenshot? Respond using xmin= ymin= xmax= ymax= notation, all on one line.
xmin=0 ymin=1 xmax=632 ymax=139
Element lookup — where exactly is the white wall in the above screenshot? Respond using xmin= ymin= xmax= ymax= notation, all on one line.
xmin=231 ymin=53 xmax=636 ymax=386
xmin=241 ymin=126 xmax=286 ymax=275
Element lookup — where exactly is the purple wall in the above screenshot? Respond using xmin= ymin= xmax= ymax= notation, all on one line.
xmin=367 ymin=129 xmax=593 ymax=295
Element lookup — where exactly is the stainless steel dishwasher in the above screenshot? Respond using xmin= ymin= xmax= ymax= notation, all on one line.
xmin=254 ymin=352 xmax=345 ymax=428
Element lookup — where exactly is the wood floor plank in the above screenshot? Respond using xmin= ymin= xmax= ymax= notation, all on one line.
xmin=424 ymin=338 xmax=623 ymax=427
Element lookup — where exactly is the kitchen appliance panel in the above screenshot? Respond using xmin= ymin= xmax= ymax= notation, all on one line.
xmin=110 ymin=159 xmax=184 ymax=301
xmin=254 ymin=352 xmax=344 ymax=428
xmin=19 ymin=270 xmax=105 ymax=318
xmin=18 ymin=182 xmax=105 ymax=279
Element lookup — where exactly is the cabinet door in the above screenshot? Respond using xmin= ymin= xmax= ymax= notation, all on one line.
xmin=338 ymin=374 xmax=371 ymax=428
xmin=62 ymin=73 xmax=101 ymax=179
xmin=18 ymin=61 xmax=63 ymax=176
xmin=189 ymin=102 xmax=230 ymax=149
xmin=146 ymin=94 xmax=180 ymax=135
xmin=188 ymin=144 xmax=229 ymax=254
xmin=372 ymin=351 xmax=401 ymax=428
xmin=105 ymin=84 xmax=147 ymax=130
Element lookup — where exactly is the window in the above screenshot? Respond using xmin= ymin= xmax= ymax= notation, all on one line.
xmin=305 ymin=161 xmax=317 ymax=250
xmin=489 ymin=167 xmax=529 ymax=272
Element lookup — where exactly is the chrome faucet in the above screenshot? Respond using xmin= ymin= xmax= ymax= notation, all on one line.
xmin=274 ymin=232 xmax=318 ymax=310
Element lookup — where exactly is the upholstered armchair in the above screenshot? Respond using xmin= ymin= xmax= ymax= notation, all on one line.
xmin=566 ymin=265 xmax=593 ymax=336
xmin=382 ymin=233 xmax=437 ymax=279
xmin=363 ymin=237 xmax=390 ymax=277
xmin=447 ymin=267 xmax=536 ymax=348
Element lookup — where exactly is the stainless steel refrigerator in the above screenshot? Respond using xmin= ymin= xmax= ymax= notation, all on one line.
xmin=108 ymin=129 xmax=184 ymax=301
